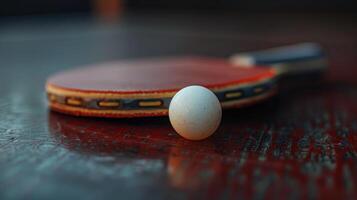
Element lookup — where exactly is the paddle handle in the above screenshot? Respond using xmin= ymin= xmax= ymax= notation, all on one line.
xmin=229 ymin=43 xmax=327 ymax=76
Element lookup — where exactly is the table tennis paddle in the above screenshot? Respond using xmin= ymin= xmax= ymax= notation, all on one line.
xmin=46 ymin=43 xmax=327 ymax=118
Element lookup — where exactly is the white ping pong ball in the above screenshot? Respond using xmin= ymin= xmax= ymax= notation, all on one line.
xmin=169 ymin=85 xmax=222 ymax=140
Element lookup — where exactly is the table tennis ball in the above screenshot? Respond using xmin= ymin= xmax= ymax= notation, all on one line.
xmin=169 ymin=85 xmax=222 ymax=140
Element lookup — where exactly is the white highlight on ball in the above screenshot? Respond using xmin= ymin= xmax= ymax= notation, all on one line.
xmin=169 ymin=85 xmax=222 ymax=140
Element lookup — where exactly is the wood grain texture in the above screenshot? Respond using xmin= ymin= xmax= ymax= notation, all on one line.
xmin=0 ymin=12 xmax=357 ymax=200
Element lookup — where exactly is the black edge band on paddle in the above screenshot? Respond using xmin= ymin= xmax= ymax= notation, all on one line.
xmin=47 ymin=79 xmax=277 ymax=111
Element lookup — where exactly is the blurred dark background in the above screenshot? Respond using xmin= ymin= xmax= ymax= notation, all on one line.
xmin=1 ymin=0 xmax=357 ymax=200
xmin=1 ymin=0 xmax=356 ymax=16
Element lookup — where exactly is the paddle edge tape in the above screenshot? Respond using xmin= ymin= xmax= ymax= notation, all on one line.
xmin=46 ymin=78 xmax=278 ymax=118
xmin=48 ymin=89 xmax=277 ymax=118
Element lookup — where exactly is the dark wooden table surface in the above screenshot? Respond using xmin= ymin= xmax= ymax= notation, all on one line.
xmin=0 ymin=12 xmax=357 ymax=200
